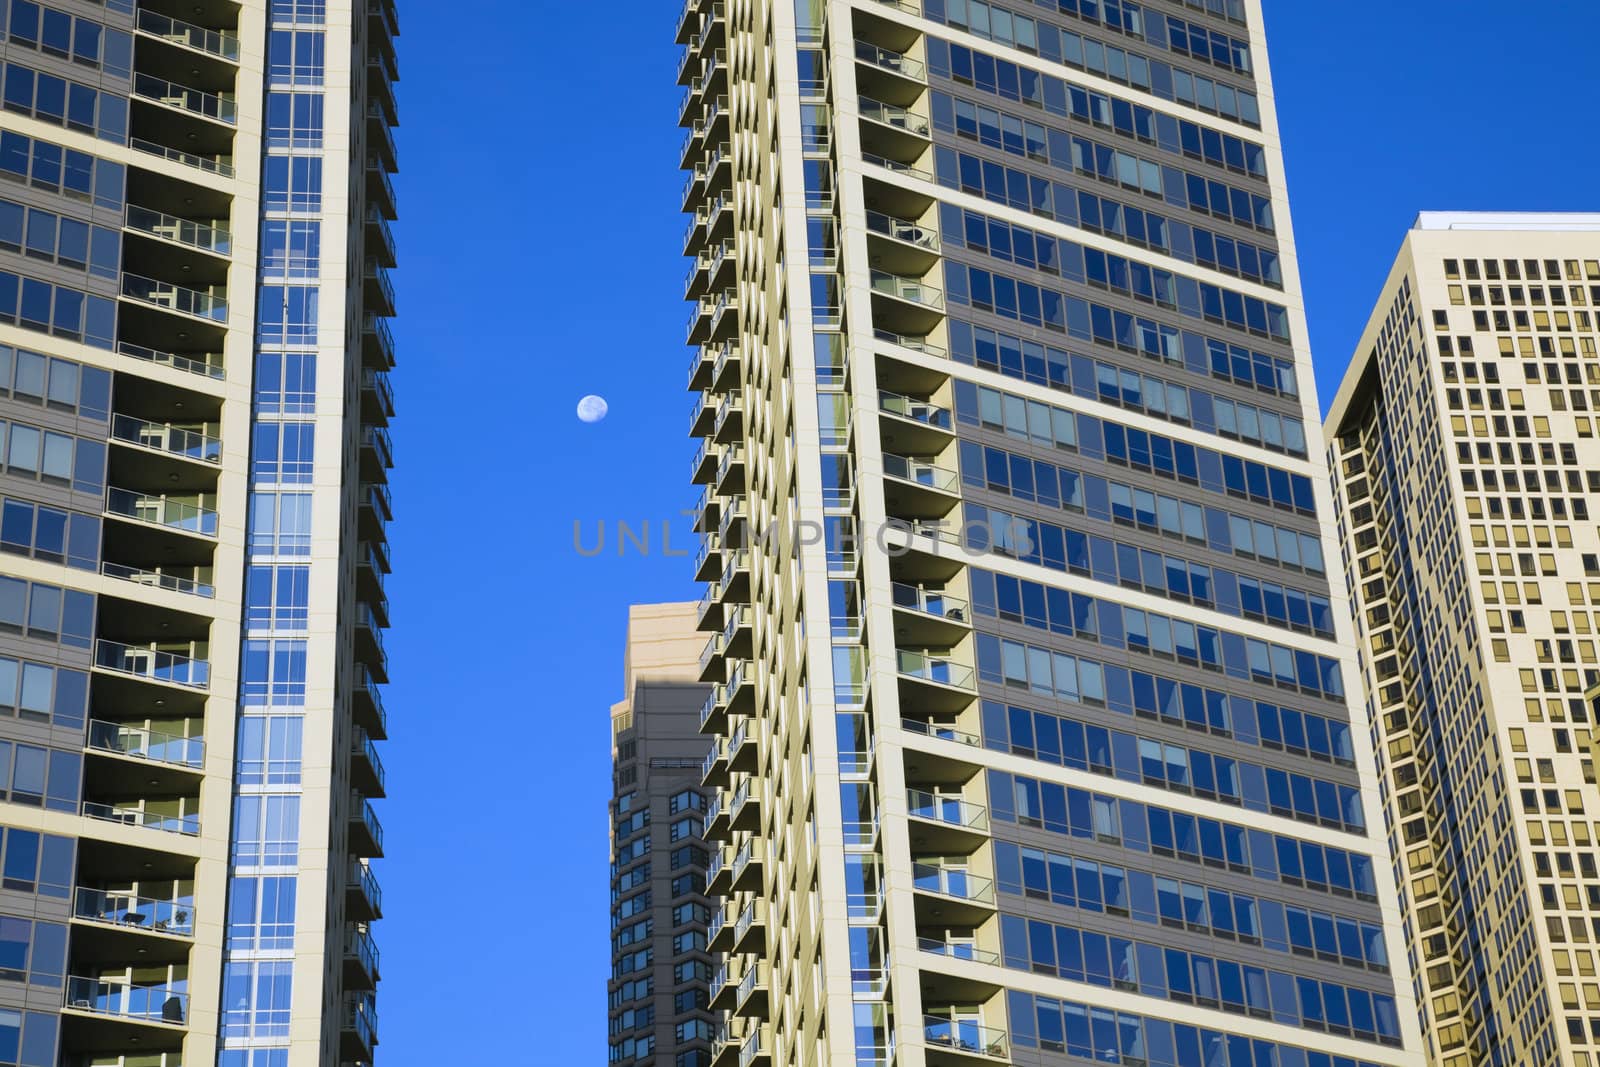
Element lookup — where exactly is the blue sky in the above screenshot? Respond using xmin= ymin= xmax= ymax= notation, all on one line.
xmin=379 ymin=1 xmax=1599 ymax=1061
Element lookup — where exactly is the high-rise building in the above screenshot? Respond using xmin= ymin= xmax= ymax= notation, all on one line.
xmin=1328 ymin=214 xmax=1600 ymax=1067
xmin=680 ymin=2 xmax=1421 ymax=1067
xmin=609 ymin=603 xmax=716 ymax=1067
xmin=0 ymin=2 xmax=396 ymax=1065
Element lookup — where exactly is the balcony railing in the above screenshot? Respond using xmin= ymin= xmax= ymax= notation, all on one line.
xmin=102 ymin=562 xmax=214 ymax=599
xmin=349 ymin=861 xmax=382 ymax=915
xmin=117 ymin=340 xmax=224 ymax=380
xmin=74 ymin=889 xmax=194 ymax=937
xmin=855 ymin=42 xmax=927 ymax=81
xmin=870 ymin=271 xmax=944 ymax=308
xmin=860 ymin=97 xmax=930 ymax=136
xmin=891 ymin=583 xmax=968 ymax=621
xmin=346 ymin=924 xmax=380 ymax=978
xmin=924 ymin=1018 xmax=1008 ymax=1060
xmin=353 ymin=728 xmax=386 ymax=794
xmin=132 ymin=72 xmax=237 ymax=124
xmin=351 ymin=793 xmax=384 ymax=855
xmin=111 ymin=415 xmax=221 ymax=463
xmin=917 ymin=938 xmax=999 ymax=966
xmin=879 ymin=391 xmax=952 ymax=429
xmin=65 ymin=976 xmax=188 ymax=1025
xmin=121 ymin=272 xmax=228 ymax=322
xmin=125 ymin=204 xmax=231 ymax=255
xmin=128 ymin=137 xmax=235 ymax=177
xmin=883 ymin=454 xmax=958 ymax=493
xmin=83 ymin=802 xmax=199 ymax=836
xmin=907 ymin=789 xmax=989 ymax=832
xmin=911 ymin=863 xmax=993 ymax=904
xmin=94 ymin=639 xmax=210 ymax=689
xmin=87 ymin=720 xmax=203 ymax=768
xmin=901 ymin=717 xmax=981 ymax=747
xmin=896 ymin=651 xmax=974 ymax=690
xmin=866 ymin=210 xmax=939 ymax=250
xmin=106 ymin=487 xmax=218 ymax=536
xmin=135 ymin=8 xmax=240 ymax=61
xmin=364 ymin=259 xmax=397 ymax=309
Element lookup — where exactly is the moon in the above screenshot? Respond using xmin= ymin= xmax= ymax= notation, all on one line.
xmin=577 ymin=395 xmax=609 ymax=424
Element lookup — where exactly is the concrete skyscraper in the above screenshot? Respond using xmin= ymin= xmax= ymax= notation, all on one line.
xmin=679 ymin=2 xmax=1422 ymax=1067
xmin=1329 ymin=214 xmax=1600 ymax=1067
xmin=609 ymin=603 xmax=717 ymax=1067
xmin=0 ymin=1 xmax=397 ymax=1065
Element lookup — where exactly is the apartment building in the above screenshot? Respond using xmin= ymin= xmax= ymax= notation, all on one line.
xmin=679 ymin=1 xmax=1423 ymax=1066
xmin=1329 ymin=213 xmax=1600 ymax=1067
xmin=0 ymin=1 xmax=397 ymax=1064
xmin=610 ymin=603 xmax=717 ymax=1067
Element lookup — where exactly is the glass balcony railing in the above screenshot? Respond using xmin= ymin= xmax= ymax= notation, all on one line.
xmin=74 ymin=889 xmax=195 ymax=937
xmin=344 ymin=992 xmax=377 ymax=1049
xmin=106 ymin=487 xmax=218 ymax=536
xmin=65 ymin=976 xmax=188 ymax=1025
xmin=907 ymin=789 xmax=989 ymax=832
xmin=911 ymin=863 xmax=993 ymax=904
xmin=873 ymin=328 xmax=946 ymax=358
xmin=349 ymin=861 xmax=382 ymax=915
xmin=121 ymin=272 xmax=228 ymax=322
xmin=125 ymin=204 xmax=231 ymax=255
xmin=855 ymin=42 xmax=926 ymax=81
xmin=132 ymin=72 xmax=237 ymax=124
xmin=135 ymin=8 xmax=240 ymax=61
xmin=128 ymin=137 xmax=235 ymax=177
xmin=883 ymin=454 xmax=958 ymax=493
xmin=866 ymin=210 xmax=939 ymax=250
xmin=87 ymin=720 xmax=203 ymax=768
xmin=364 ymin=259 xmax=397 ymax=309
xmin=870 ymin=271 xmax=944 ymax=308
xmin=739 ymin=1029 xmax=765 ymax=1067
xmin=901 ymin=717 xmax=981 ymax=747
xmin=346 ymin=924 xmax=380 ymax=978
xmin=924 ymin=1018 xmax=1008 ymax=1060
xmin=110 ymin=415 xmax=221 ymax=463
xmin=891 ymin=583 xmax=968 ymax=622
xmin=83 ymin=802 xmax=199 ymax=836
xmin=94 ymin=639 xmax=210 ymax=689
xmin=895 ymin=651 xmax=974 ymax=690
xmin=879 ymin=391 xmax=952 ymax=429
xmin=859 ymin=97 xmax=930 ymax=136
xmin=351 ymin=793 xmax=384 ymax=855
xmin=102 ymin=562 xmax=214 ymax=598
xmin=117 ymin=340 xmax=224 ymax=380
xmin=917 ymin=938 xmax=999 ymax=966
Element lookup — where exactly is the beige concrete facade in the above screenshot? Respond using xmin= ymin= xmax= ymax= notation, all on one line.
xmin=1328 ymin=214 xmax=1600 ymax=1067
xmin=0 ymin=2 xmax=396 ymax=1065
xmin=679 ymin=2 xmax=1422 ymax=1067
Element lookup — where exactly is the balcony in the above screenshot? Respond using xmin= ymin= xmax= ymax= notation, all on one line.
xmin=125 ymin=204 xmax=232 ymax=257
xmin=907 ymin=790 xmax=989 ymax=852
xmin=366 ymin=204 xmax=397 ymax=269
xmin=878 ymin=390 xmax=953 ymax=455
xmin=736 ymin=963 xmax=769 ymax=1016
xmin=915 ymin=857 xmax=985 ymax=927
xmin=740 ymin=1028 xmax=770 ymax=1067
xmin=354 ymin=665 xmax=389 ymax=740
xmin=364 ymin=259 xmax=397 ymax=317
xmin=64 ymin=976 xmax=187 ymax=1037
xmin=882 ymin=454 xmax=960 ymax=519
xmin=362 ymin=425 xmax=395 ymax=479
xmin=702 ymin=738 xmax=729 ymax=790
xmin=871 ymin=270 xmax=944 ymax=335
xmin=121 ymin=272 xmax=228 ymax=324
xmin=133 ymin=72 xmax=236 ymax=126
xmin=855 ymin=41 xmax=927 ymax=86
xmin=105 ymin=488 xmax=217 ymax=540
xmin=918 ymin=939 xmax=999 ymax=968
xmin=83 ymin=801 xmax=199 ymax=837
xmin=342 ymin=991 xmax=378 ymax=1059
xmin=727 ymin=718 xmax=757 ymax=774
xmin=94 ymin=640 xmax=209 ymax=690
xmin=345 ymin=923 xmax=381 ymax=988
xmin=135 ymin=8 xmax=240 ymax=63
xmin=865 ymin=210 xmax=940 ymax=274
xmin=348 ymin=861 xmax=383 ymax=922
xmin=896 ymin=652 xmax=975 ymax=714
xmin=349 ymin=793 xmax=384 ymax=858
xmin=110 ymin=415 xmax=221 ymax=466
xmin=714 ymin=389 xmax=744 ymax=443
xmin=351 ymin=727 xmax=386 ymax=798
xmin=924 ymin=1019 xmax=1008 ymax=1065
xmin=367 ymin=155 xmax=398 ymax=220
xmin=731 ymin=837 xmax=762 ymax=892
xmin=700 ymin=680 xmax=729 ymax=736
xmin=698 ymin=632 xmax=726 ymax=684
xmin=102 ymin=562 xmax=214 ymax=599
xmin=356 ymin=603 xmax=389 ymax=682
xmin=734 ymin=900 xmax=765 ymax=954
xmin=87 ymin=720 xmax=203 ymax=771
xmin=730 ymin=777 xmax=762 ymax=831
xmin=364 ymin=314 xmax=396 ymax=369
xmin=716 ymin=442 xmax=746 ymax=494
xmin=890 ymin=583 xmax=970 ymax=645
xmin=117 ymin=340 xmax=224 ymax=381
xmin=859 ymin=96 xmax=931 ymax=165
xmin=363 ymin=368 xmax=396 ymax=423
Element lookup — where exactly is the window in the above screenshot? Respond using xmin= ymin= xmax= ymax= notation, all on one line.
xmin=226 ymin=876 xmax=297 ymax=951
xmin=235 ymin=715 xmax=303 ymax=786
xmin=267 ymin=30 xmax=325 ymax=85
xmin=259 ymin=220 xmax=320 ymax=277
xmin=245 ymin=565 xmax=310 ymax=630
xmin=248 ymin=493 xmax=312 ymax=556
xmin=220 ymin=961 xmax=293 ymax=1039
xmin=239 ymin=640 xmax=308 ymax=707
xmin=262 ymin=155 xmax=322 ymax=213
xmin=253 ymin=352 xmax=317 ymax=415
xmin=256 ymin=285 xmax=318 ymax=345
xmin=231 ymin=795 xmax=301 ymax=867
xmin=265 ymin=92 xmax=323 ymax=148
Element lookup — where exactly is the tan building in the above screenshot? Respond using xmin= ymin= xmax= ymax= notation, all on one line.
xmin=0 ymin=2 xmax=397 ymax=1065
xmin=679 ymin=1 xmax=1423 ymax=1066
xmin=1328 ymin=214 xmax=1600 ymax=1067
xmin=609 ymin=603 xmax=716 ymax=1064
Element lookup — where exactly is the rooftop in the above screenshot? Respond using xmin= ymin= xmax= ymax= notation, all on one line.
xmin=1414 ymin=212 xmax=1600 ymax=232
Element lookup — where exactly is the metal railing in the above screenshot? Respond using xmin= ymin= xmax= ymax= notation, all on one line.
xmin=901 ymin=717 xmax=981 ymax=747
xmin=890 ymin=583 xmax=968 ymax=621
xmin=895 ymin=651 xmax=975 ymax=690
xmin=859 ymin=97 xmax=930 ymax=136
xmin=879 ymin=391 xmax=952 ymax=429
xmin=128 ymin=137 xmax=234 ymax=177
xmin=883 ymin=454 xmax=959 ymax=493
xmin=923 ymin=1018 xmax=1008 ymax=1060
xmin=135 ymin=8 xmax=239 ymax=61
xmin=110 ymin=414 xmax=220 ymax=462
xmin=917 ymin=938 xmax=999 ymax=966
xmin=105 ymin=487 xmax=218 ymax=536
xmin=125 ymin=204 xmax=231 ymax=255
xmin=87 ymin=720 xmax=203 ymax=768
xmin=870 ymin=271 xmax=944 ymax=308
xmin=117 ymin=340 xmax=224 ymax=379
xmin=101 ymin=562 xmax=214 ymax=598
xmin=910 ymin=864 xmax=993 ymax=904
xmin=907 ymin=789 xmax=989 ymax=832
xmin=83 ymin=802 xmax=199 ymax=836
xmin=855 ymin=42 xmax=926 ymax=80
xmin=132 ymin=72 xmax=236 ymax=124
xmin=121 ymin=272 xmax=228 ymax=322
xmin=866 ymin=210 xmax=939 ymax=250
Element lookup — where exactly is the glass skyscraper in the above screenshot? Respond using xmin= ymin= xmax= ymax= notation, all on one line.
xmin=679 ymin=2 xmax=1424 ymax=1066
xmin=0 ymin=1 xmax=396 ymax=1065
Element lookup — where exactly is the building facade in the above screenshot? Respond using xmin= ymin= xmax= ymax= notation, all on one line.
xmin=680 ymin=2 xmax=1422 ymax=1067
xmin=0 ymin=1 xmax=397 ymax=1065
xmin=609 ymin=603 xmax=716 ymax=1067
xmin=1328 ymin=214 xmax=1600 ymax=1067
